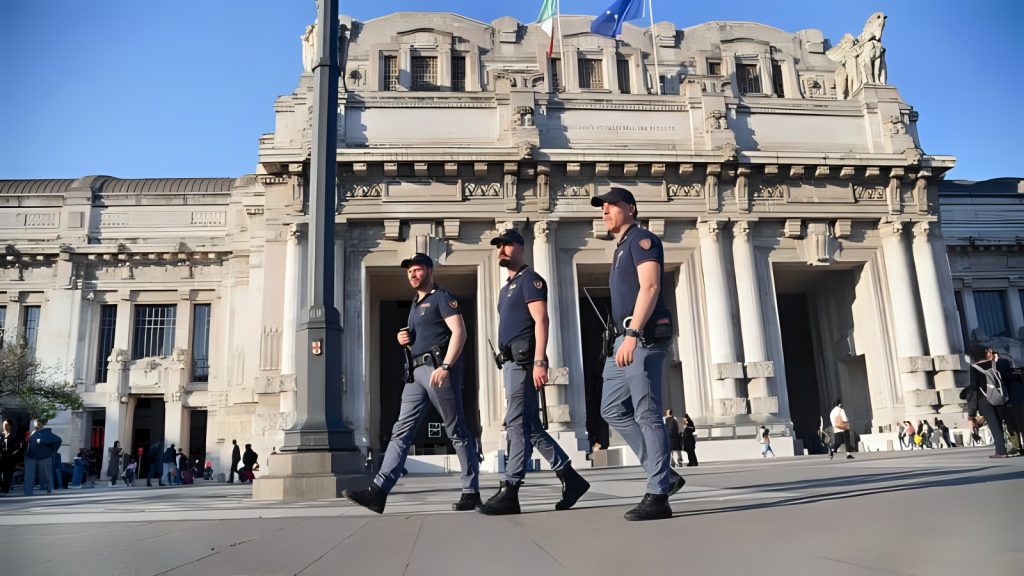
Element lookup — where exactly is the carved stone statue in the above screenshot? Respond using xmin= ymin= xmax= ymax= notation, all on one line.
xmin=301 ymin=21 xmax=318 ymax=74
xmin=706 ymin=109 xmax=728 ymax=131
xmin=826 ymin=12 xmax=888 ymax=99
xmin=513 ymin=106 xmax=534 ymax=128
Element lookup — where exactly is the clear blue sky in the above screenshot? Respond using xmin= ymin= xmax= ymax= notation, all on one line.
xmin=1 ymin=1 xmax=1019 ymax=180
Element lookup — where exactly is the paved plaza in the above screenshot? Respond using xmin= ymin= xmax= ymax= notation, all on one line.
xmin=1 ymin=448 xmax=1021 ymax=576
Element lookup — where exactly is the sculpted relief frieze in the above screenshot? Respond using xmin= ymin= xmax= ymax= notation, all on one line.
xmin=463 ymin=182 xmax=502 ymax=198
xmin=754 ymin=183 xmax=787 ymax=200
xmin=854 ymin=185 xmax=886 ymax=201
xmin=343 ymin=183 xmax=383 ymax=198
xmin=667 ymin=183 xmax=703 ymax=198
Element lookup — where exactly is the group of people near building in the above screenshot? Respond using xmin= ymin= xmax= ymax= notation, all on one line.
xmin=342 ymin=188 xmax=685 ymax=521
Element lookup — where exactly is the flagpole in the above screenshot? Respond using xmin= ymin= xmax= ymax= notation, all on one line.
xmin=647 ymin=0 xmax=661 ymax=95
xmin=556 ymin=0 xmax=566 ymax=92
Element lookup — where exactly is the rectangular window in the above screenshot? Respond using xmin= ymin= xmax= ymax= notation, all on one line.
xmin=451 ymin=55 xmax=466 ymax=92
xmin=974 ymin=290 xmax=1010 ymax=338
xmin=191 ymin=304 xmax=211 ymax=383
xmin=550 ymin=58 xmax=562 ymax=92
xmin=578 ymin=58 xmax=604 ymax=89
xmin=22 ymin=306 xmax=40 ymax=357
xmin=707 ymin=60 xmax=721 ymax=76
xmin=411 ymin=56 xmax=439 ymax=91
xmin=382 ymin=55 xmax=398 ymax=91
xmin=738 ymin=64 xmax=762 ymax=94
xmin=132 ymin=304 xmax=176 ymax=360
xmin=616 ymin=58 xmax=631 ymax=94
xmin=0 ymin=306 xmax=6 ymax=348
xmin=771 ymin=59 xmax=785 ymax=97
xmin=95 ymin=305 xmax=117 ymax=383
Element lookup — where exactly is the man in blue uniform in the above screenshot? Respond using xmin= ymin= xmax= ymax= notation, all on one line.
xmin=592 ymin=187 xmax=684 ymax=521
xmin=478 ymin=228 xmax=591 ymax=515
xmin=343 ymin=253 xmax=481 ymax=513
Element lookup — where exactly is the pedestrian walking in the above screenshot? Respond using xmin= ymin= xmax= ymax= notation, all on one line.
xmin=664 ymin=409 xmax=683 ymax=467
xmin=828 ymin=400 xmax=855 ymax=459
xmin=591 ymin=187 xmax=684 ymax=521
xmin=343 ymin=253 xmax=481 ymax=514
xmin=0 ymin=420 xmax=23 ymax=494
xmin=107 ymin=441 xmax=123 ymax=486
xmin=760 ymin=426 xmax=775 ymax=457
xmin=239 ymin=444 xmax=258 ymax=483
xmin=229 ymin=439 xmax=240 ymax=483
xmin=24 ymin=419 xmax=62 ymax=496
xmin=477 ymin=229 xmax=590 ymax=515
xmin=682 ymin=414 xmax=698 ymax=467
xmin=963 ymin=345 xmax=1019 ymax=458
xmin=162 ymin=444 xmax=177 ymax=485
xmin=146 ymin=440 xmax=163 ymax=486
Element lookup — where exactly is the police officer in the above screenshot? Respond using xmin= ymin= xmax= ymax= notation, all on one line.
xmin=591 ymin=187 xmax=684 ymax=521
xmin=478 ymin=229 xmax=591 ymax=515
xmin=343 ymin=253 xmax=481 ymax=513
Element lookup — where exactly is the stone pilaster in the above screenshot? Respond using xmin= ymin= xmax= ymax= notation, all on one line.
xmin=911 ymin=222 xmax=963 ymax=397
xmin=732 ymin=221 xmax=775 ymax=412
xmin=532 ymin=220 xmax=571 ymax=433
xmin=698 ymin=219 xmax=745 ymax=420
xmin=879 ymin=219 xmax=935 ymax=415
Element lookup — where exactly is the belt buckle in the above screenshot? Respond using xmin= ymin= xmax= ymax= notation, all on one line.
xmin=421 ymin=353 xmax=433 ymax=366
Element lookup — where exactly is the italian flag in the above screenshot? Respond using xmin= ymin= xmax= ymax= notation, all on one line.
xmin=537 ymin=0 xmax=557 ymax=57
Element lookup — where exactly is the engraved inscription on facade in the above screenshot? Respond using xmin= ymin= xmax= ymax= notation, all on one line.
xmin=100 ymin=213 xmax=129 ymax=227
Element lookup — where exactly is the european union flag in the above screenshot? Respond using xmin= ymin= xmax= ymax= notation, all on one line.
xmin=590 ymin=0 xmax=646 ymax=38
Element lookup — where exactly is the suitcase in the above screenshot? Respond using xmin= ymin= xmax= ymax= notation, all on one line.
xmin=181 ymin=470 xmax=194 ymax=485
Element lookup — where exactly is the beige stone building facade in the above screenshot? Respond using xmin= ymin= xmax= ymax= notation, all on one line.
xmin=1 ymin=12 xmax=1021 ymax=475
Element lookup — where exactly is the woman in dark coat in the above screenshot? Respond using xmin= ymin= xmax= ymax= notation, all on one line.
xmin=107 ymin=441 xmax=123 ymax=486
xmin=682 ymin=414 xmax=698 ymax=467
xmin=664 ymin=410 xmax=683 ymax=467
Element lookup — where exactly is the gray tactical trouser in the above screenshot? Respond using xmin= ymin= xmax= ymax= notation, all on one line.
xmin=600 ymin=336 xmax=672 ymax=495
xmin=502 ymin=362 xmax=569 ymax=484
xmin=375 ymin=363 xmax=479 ymax=494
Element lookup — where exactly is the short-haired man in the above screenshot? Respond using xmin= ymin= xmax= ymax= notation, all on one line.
xmin=343 ymin=253 xmax=481 ymax=513
xmin=829 ymin=399 xmax=855 ymax=459
xmin=592 ymin=187 xmax=684 ymax=521
xmin=478 ymin=228 xmax=590 ymax=515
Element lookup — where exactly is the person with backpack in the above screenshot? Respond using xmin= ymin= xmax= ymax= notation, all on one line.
xmin=963 ymin=345 xmax=1020 ymax=458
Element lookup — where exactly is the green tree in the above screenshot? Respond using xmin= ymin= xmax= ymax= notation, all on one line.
xmin=0 ymin=330 xmax=83 ymax=420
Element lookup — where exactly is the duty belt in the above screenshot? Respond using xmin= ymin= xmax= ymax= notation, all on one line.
xmin=410 ymin=352 xmax=439 ymax=369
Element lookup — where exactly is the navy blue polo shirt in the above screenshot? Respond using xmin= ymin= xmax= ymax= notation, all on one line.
xmin=609 ymin=224 xmax=671 ymax=331
xmin=497 ymin=265 xmax=547 ymax=348
xmin=407 ymin=285 xmax=461 ymax=356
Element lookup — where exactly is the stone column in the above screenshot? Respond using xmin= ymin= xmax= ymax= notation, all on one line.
xmin=911 ymin=222 xmax=963 ymax=394
xmin=532 ymin=220 xmax=570 ymax=433
xmin=960 ymin=288 xmax=980 ymax=342
xmin=280 ymin=225 xmax=301 ymax=377
xmin=732 ymin=221 xmax=776 ymax=415
xmin=1007 ymin=287 xmax=1024 ymax=341
xmin=879 ymin=220 xmax=934 ymax=415
xmin=698 ymin=219 xmax=745 ymax=421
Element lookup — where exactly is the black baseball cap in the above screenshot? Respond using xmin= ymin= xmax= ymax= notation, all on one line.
xmin=590 ymin=187 xmax=636 ymax=208
xmin=400 ymin=253 xmax=434 ymax=269
xmin=490 ymin=229 xmax=525 ymax=246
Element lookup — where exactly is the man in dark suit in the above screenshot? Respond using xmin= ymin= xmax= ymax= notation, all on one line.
xmin=229 ymin=439 xmax=240 ymax=483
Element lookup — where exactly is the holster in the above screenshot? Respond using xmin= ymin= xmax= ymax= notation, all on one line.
xmin=501 ymin=336 xmax=535 ymax=367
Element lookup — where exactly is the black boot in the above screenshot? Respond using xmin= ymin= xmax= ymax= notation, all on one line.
xmin=555 ymin=466 xmax=590 ymax=511
xmin=478 ymin=482 xmax=520 ymax=515
xmin=624 ymin=493 xmax=672 ymax=521
xmin=667 ymin=471 xmax=686 ymax=496
xmin=342 ymin=483 xmax=388 ymax=514
xmin=452 ymin=491 xmax=482 ymax=511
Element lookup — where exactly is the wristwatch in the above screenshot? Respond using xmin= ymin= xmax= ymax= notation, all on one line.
xmin=625 ymin=328 xmax=643 ymax=339
xmin=533 ymin=359 xmax=548 ymax=368
xmin=440 ymin=363 xmax=450 ymax=370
